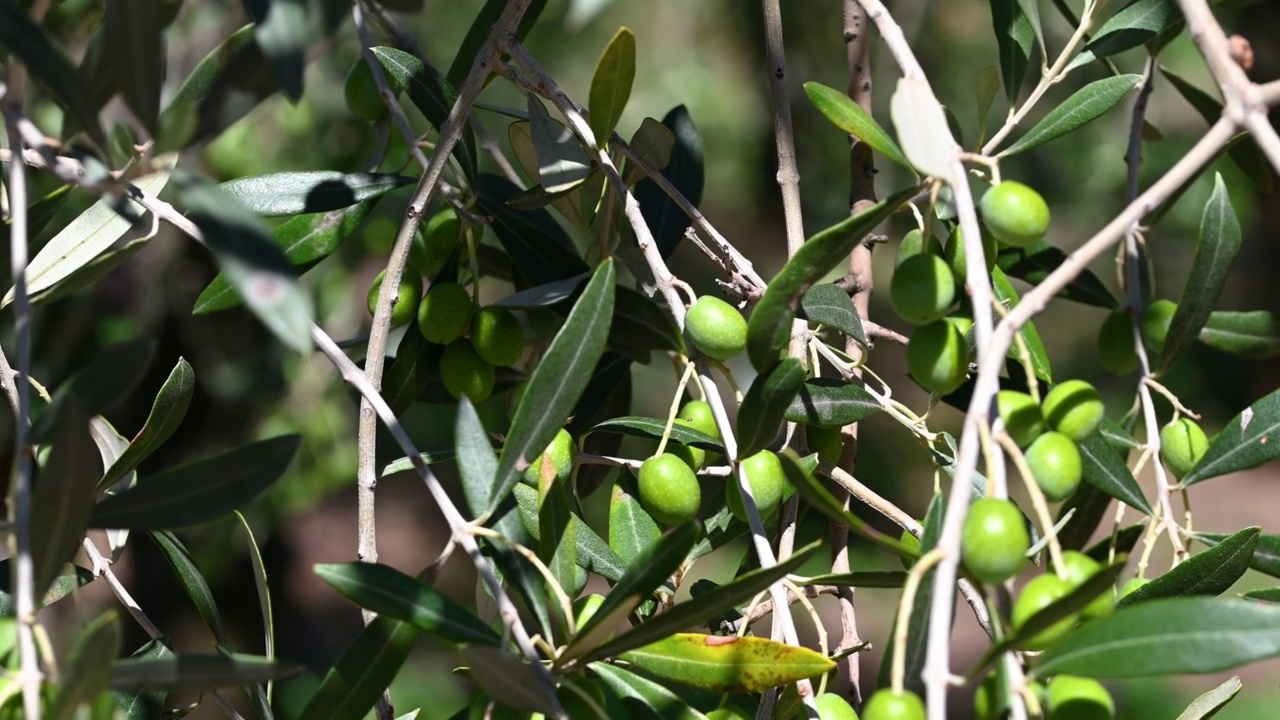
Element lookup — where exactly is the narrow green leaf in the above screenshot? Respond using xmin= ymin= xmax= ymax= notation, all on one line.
xmin=179 ymin=175 xmax=313 ymax=352
xmin=99 ymin=359 xmax=195 ymax=490
xmin=588 ymin=27 xmax=636 ymax=142
xmin=315 ymin=563 xmax=500 ymax=646
xmin=111 ymin=653 xmax=303 ymax=692
xmin=494 ymin=273 xmax=589 ymax=309
xmin=1084 ymin=523 xmax=1145 ymax=563
xmin=1069 ymin=0 xmax=1182 ymax=70
xmin=103 ymin=0 xmax=164 ymax=133
xmin=1057 ymin=483 xmax=1116 ymax=553
xmin=781 ymin=450 xmax=915 ymax=559
xmin=880 ymin=493 xmax=942 ymax=694
xmin=990 ymin=0 xmax=1035 ymax=103
xmin=1034 ymin=597 xmax=1280 ymax=678
xmin=527 ymin=93 xmax=592 ymax=193
xmin=1199 ymin=311 xmax=1280 ymax=358
xmin=194 ymin=199 xmax=375 ymax=313
xmin=220 ymin=172 xmax=413 ymax=217
xmin=890 ymin=77 xmax=957 ymax=178
xmin=155 ymin=24 xmax=255 ymax=150
xmin=1242 ymin=588 xmax=1280 ymax=603
xmin=31 ymin=400 xmax=100 ymax=598
xmin=1100 ymin=417 xmax=1141 ymax=450
xmin=995 ymin=240 xmax=1118 ymax=308
xmin=747 ymin=186 xmax=915 ymax=371
xmin=618 ymin=633 xmax=834 ymax=693
xmin=110 ymin=640 xmax=171 ymax=720
xmin=491 ymin=260 xmax=615 ymax=511
xmin=1005 ymin=559 xmax=1127 ymax=652
xmin=1118 ymin=527 xmax=1260 ymax=607
xmin=800 ymin=283 xmax=867 ymax=345
xmin=1196 ymin=531 xmax=1280 ymax=579
xmin=736 ymin=358 xmax=806 ymax=459
xmin=1161 ymin=173 xmax=1242 ymax=370
xmin=373 ymin=46 xmax=478 ymax=180
xmin=992 ymin=266 xmax=1052 ymax=382
xmin=234 ymin=511 xmax=274 ymax=699
xmin=455 ymin=397 xmax=499 ymax=519
xmin=476 ymin=175 xmax=590 ymax=286
xmin=1161 ymin=68 xmax=1272 ymax=192
xmin=589 ymin=416 xmax=723 ymax=451
xmin=612 ymin=286 xmax=684 ymax=356
xmin=561 ymin=523 xmax=699 ymax=665
xmin=445 ymin=0 xmax=549 ymax=88
xmin=976 ymin=66 xmax=1000 ymax=140
xmin=0 ymin=561 xmax=93 ymax=615
xmin=379 ymin=449 xmax=456 ymax=477
xmin=1000 ymin=75 xmax=1142 ymax=156
xmin=1015 ymin=0 xmax=1045 ymax=54
xmin=299 ymin=616 xmax=418 ymax=720
xmin=1175 ymin=676 xmax=1242 ymax=720
xmin=512 ymin=484 xmax=626 ymax=582
xmin=174 ymin=35 xmax=283 ymax=149
xmin=633 ymin=105 xmax=704 ymax=258
xmin=0 ymin=184 xmax=72 ymax=248
xmin=795 ymin=571 xmax=906 ymax=588
xmin=784 ymin=378 xmax=881 ymax=429
xmin=149 ymin=530 xmax=227 ymax=642
xmin=803 ymin=81 xmax=912 ymax=172
xmin=90 ymin=435 xmax=301 ymax=529
xmin=621 ymin=117 xmax=675 ymax=185
xmin=537 ymin=476 xmax=578 ymax=594
xmin=609 ymin=485 xmax=661 ymax=568
xmin=1182 ymin=388 xmax=1280 ymax=486
xmin=462 ymin=645 xmax=558 ymax=716
xmin=48 ymin=611 xmax=121 ymax=720
xmin=591 ymin=662 xmax=710 ymax=720
xmin=1078 ymin=430 xmax=1153 ymax=515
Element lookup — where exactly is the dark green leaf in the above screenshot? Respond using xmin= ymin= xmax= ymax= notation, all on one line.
xmin=880 ymin=493 xmax=942 ymax=694
xmin=155 ymin=24 xmax=257 ymax=150
xmin=99 ymin=359 xmax=195 ymax=490
xmin=781 ymin=450 xmax=915 ymax=559
xmin=1161 ymin=174 xmax=1241 ymax=370
xmin=803 ymin=81 xmax=912 ymax=172
xmin=991 ymin=266 xmax=1052 ymax=382
xmin=1195 ymin=531 xmax=1280 ymax=579
xmin=194 ymin=199 xmax=375 ymax=313
xmin=299 ymin=616 xmax=417 ymax=720
xmin=1079 ymin=430 xmax=1153 ymax=515
xmin=491 ymin=261 xmax=615 ymax=510
xmin=149 ymin=531 xmax=227 ymax=643
xmin=29 ymin=339 xmax=155 ymax=447
xmin=527 ymin=93 xmax=591 ymax=193
xmin=0 ymin=561 xmax=94 ymax=615
xmin=796 ymin=571 xmax=907 ymax=588
xmin=1242 ymin=588 xmax=1280 ymax=603
xmin=995 ymin=240 xmax=1118 ymax=308
xmin=1200 ymin=311 xmax=1280 ymax=358
xmin=622 ymin=117 xmax=676 ymax=186
xmin=561 ymin=523 xmax=699 ymax=665
xmin=220 ymin=172 xmax=413 ymax=217
xmin=111 ymin=653 xmax=303 ymax=692
xmin=177 ymin=36 xmax=283 ymax=149
xmin=0 ymin=1 xmax=107 ymax=148
xmin=1118 ymin=527 xmax=1260 ymax=607
xmin=1182 ymin=388 xmax=1280 ymax=485
xmin=617 ymin=633 xmax=834 ymax=693
xmin=593 ymin=662 xmax=709 ymax=720
xmin=784 ymin=378 xmax=881 ymax=429
xmin=315 ymin=563 xmax=500 ymax=646
xmin=747 ymin=186 xmax=915 ymax=371
xmin=103 ymin=0 xmax=164 ymax=133
xmin=990 ymin=0 xmax=1035 ymax=103
xmin=1035 ymin=597 xmax=1280 ymax=678
xmin=179 ymin=175 xmax=313 ymax=352
xmin=633 ymin=106 xmax=705 ymax=258
xmin=1057 ymin=482 xmax=1115 ymax=552
xmin=1 ymin=184 xmax=71 ymax=248
xmin=1175 ymin=675 xmax=1242 ymax=720
xmin=31 ymin=400 xmax=100 ymax=598
xmin=1084 ymin=523 xmax=1145 ymax=563
xmin=462 ymin=645 xmax=558 ymax=716
xmin=800 ymin=283 xmax=867 ymax=345
xmin=513 ymin=484 xmax=626 ymax=582
xmin=736 ymin=358 xmax=806 ymax=459
xmin=373 ymin=46 xmax=478 ymax=181
xmin=589 ymin=416 xmax=723 ymax=451
xmin=110 ymin=640 xmax=171 ymax=720
xmin=233 ymin=510 xmax=273 ymax=713
xmin=90 ymin=435 xmax=301 ymax=529
xmin=1069 ymin=0 xmax=1182 ymax=70
xmin=493 ymin=273 xmax=590 ymax=309
xmin=609 ymin=485 xmax=661 ymax=568
xmin=445 ymin=0 xmax=548 ymax=88
xmin=476 ymin=175 xmax=589 ymax=286
xmin=1000 ymin=75 xmax=1142 ymax=156
xmin=1100 ymin=417 xmax=1140 ymax=450
xmin=588 ymin=28 xmax=636 ymax=142
xmin=382 ymin=327 xmax=428 ymax=415
xmin=612 ymin=286 xmax=684 ymax=356
xmin=454 ymin=397 xmax=498 ymax=519
xmin=49 ymin=611 xmax=121 ymax=720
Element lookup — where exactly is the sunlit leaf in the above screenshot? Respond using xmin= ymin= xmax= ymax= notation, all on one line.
xmin=1182 ymin=388 xmax=1280 ymax=486
xmin=463 ymin=645 xmax=558 ymax=716
xmin=373 ymin=46 xmax=478 ymax=180
xmin=588 ymin=27 xmax=636 ymax=142
xmin=1175 ymin=676 xmax=1242 ymax=720
xmin=891 ymin=77 xmax=958 ymax=178
xmin=989 ymin=0 xmax=1035 ymax=103
xmin=618 ymin=633 xmax=834 ymax=693
xmin=99 ymin=358 xmax=195 ymax=490
xmin=1199 ymin=311 xmax=1280 ymax=358
xmin=1118 ymin=527 xmax=1259 ymax=607
xmin=610 ymin=485 xmax=661 ymax=568
xmin=804 ymin=81 xmax=911 ymax=172
xmin=591 ymin=662 xmax=709 ymax=720
xmin=1069 ymin=0 xmax=1183 ymax=70
xmin=1000 ymin=75 xmax=1142 ymax=156
xmin=991 ymin=266 xmax=1052 ymax=382
xmin=784 ymin=378 xmax=881 ymax=429
xmin=736 ymin=358 xmax=805 ymax=459
xmin=31 ymin=400 xmax=99 ymax=598
xmin=220 ymin=172 xmax=413 ymax=216
xmin=527 ymin=93 xmax=592 ymax=193
xmin=799 ymin=283 xmax=866 ymax=345
xmin=513 ymin=483 xmax=626 ymax=582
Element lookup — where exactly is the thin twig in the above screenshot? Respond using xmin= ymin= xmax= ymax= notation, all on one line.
xmin=762 ymin=0 xmax=806 ymax=257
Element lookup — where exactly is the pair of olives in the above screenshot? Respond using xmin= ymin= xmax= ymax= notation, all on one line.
xmin=976 ymin=673 xmax=1115 ymax=720
xmin=996 ymin=379 xmax=1105 ymax=502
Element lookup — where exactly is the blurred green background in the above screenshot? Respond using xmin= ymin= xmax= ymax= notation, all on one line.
xmin=18 ymin=0 xmax=1280 ymax=717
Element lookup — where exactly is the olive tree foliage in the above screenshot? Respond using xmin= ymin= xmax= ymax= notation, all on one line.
xmin=1 ymin=0 xmax=1280 ymax=718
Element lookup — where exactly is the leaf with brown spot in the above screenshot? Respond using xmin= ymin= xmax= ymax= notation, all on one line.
xmin=617 ymin=633 xmax=834 ymax=693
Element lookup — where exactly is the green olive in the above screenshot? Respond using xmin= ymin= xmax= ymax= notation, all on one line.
xmin=943 ymin=224 xmax=999 ymax=282
xmin=814 ymin=693 xmax=859 ymax=720
xmin=1159 ymin=418 xmax=1209 ymax=478
xmin=439 ymin=340 xmax=495 ymax=401
xmin=997 ymin=390 xmax=1046 ymax=448
xmin=1140 ymin=299 xmax=1177 ymax=355
xmin=891 ymin=254 xmax=956 ymax=325
xmin=1097 ymin=311 xmax=1138 ymax=375
xmin=366 ymin=269 xmax=422 ymax=328
xmin=417 ymin=282 xmax=474 ymax=345
xmin=861 ymin=689 xmax=925 ymax=720
xmin=1025 ymin=431 xmax=1083 ymax=502
xmin=410 ymin=207 xmax=462 ymax=278
xmin=678 ymin=400 xmax=720 ymax=439
xmin=1119 ymin=576 xmax=1150 ymax=599
xmin=1059 ymin=550 xmax=1114 ymax=620
xmin=471 ymin=307 xmax=525 ymax=367
xmin=522 ymin=428 xmax=574 ymax=486
xmin=906 ymin=319 xmax=969 ymax=395
xmin=896 ymin=228 xmax=944 ymax=267
xmin=979 ymin=181 xmax=1050 ymax=248
xmin=1012 ymin=573 xmax=1077 ymax=651
xmin=1042 ymin=380 xmax=1105 ymax=442
xmin=670 ymin=418 xmax=708 ymax=472
xmin=727 ymin=450 xmax=786 ymax=521
xmin=637 ymin=453 xmax=701 ymax=525
xmin=1046 ymin=675 xmax=1114 ymax=720
xmin=686 ymin=296 xmax=748 ymax=360
xmin=962 ymin=498 xmax=1030 ymax=584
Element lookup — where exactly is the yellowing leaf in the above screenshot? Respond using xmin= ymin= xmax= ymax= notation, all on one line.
xmin=618 ymin=633 xmax=835 ymax=693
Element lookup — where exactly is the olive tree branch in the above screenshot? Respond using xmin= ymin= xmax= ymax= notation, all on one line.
xmin=762 ymin=0 xmax=806 ymax=257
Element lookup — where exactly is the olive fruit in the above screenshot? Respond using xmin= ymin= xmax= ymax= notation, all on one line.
xmin=942 ymin=225 xmax=999 ymax=282
xmin=471 ymin=307 xmax=525 ymax=367
xmin=417 ymin=282 xmax=474 ymax=344
xmin=706 ymin=707 xmax=753 ymax=720
xmin=896 ymin=228 xmax=943 ymax=267
xmin=670 ymin=419 xmax=707 ymax=472
xmin=1059 ymin=550 xmax=1113 ymax=619
xmin=366 ymin=269 xmax=422 ymax=328
xmin=891 ymin=254 xmax=956 ymax=324
xmin=1097 ymin=311 xmax=1138 ymax=375
xmin=814 ymin=693 xmax=859 ymax=720
xmin=678 ymin=400 xmax=720 ymax=439
xmin=1140 ymin=299 xmax=1177 ymax=355
xmin=997 ymin=390 xmax=1046 ymax=448
xmin=1046 ymin=675 xmax=1114 ymax=720
xmin=522 ymin=428 xmax=574 ymax=486
xmin=345 ymin=57 xmax=400 ymax=122
xmin=439 ymin=341 xmax=495 ymax=401
xmin=410 ymin=207 xmax=462 ymax=278
xmin=637 ymin=453 xmax=701 ymax=525
xmin=686 ymin=296 xmax=748 ymax=360
xmin=806 ymin=424 xmax=843 ymax=465
xmin=1118 ymin=576 xmax=1150 ymax=599
xmin=727 ymin=450 xmax=786 ymax=521
xmin=1042 ymin=380 xmax=1105 ymax=442
xmin=1025 ymin=431 xmax=1083 ymax=502
xmin=979 ymin=181 xmax=1050 ymax=248
xmin=962 ymin=498 xmax=1030 ymax=584
xmin=862 ymin=689 xmax=925 ymax=720
xmin=1159 ymin=418 xmax=1208 ymax=478
xmin=1012 ymin=573 xmax=1077 ymax=651
xmin=906 ymin=320 xmax=968 ymax=395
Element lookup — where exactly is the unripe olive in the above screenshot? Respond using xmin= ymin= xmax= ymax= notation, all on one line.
xmin=410 ymin=207 xmax=462 ymax=278
xmin=1159 ymin=418 xmax=1209 ymax=478
xmin=1025 ymin=431 xmax=1083 ymax=502
xmin=1119 ymin=576 xmax=1150 ymax=599
xmin=906 ymin=320 xmax=968 ymax=395
xmin=345 ymin=57 xmax=400 ymax=122
xmin=962 ymin=498 xmax=1030 ymax=584
xmin=727 ymin=450 xmax=786 ymax=521
xmin=814 ymin=693 xmax=859 ymax=720
xmin=670 ymin=419 xmax=707 ymax=472
xmin=896 ymin=228 xmax=943 ymax=267
xmin=1012 ymin=573 xmax=1077 ymax=651
xmin=1042 ymin=380 xmax=1105 ymax=442
xmin=1059 ymin=550 xmax=1114 ymax=619
xmin=1140 ymin=299 xmax=1177 ymax=355
xmin=678 ymin=400 xmax=720 ymax=439
xmin=417 ymin=282 xmax=474 ymax=345
xmin=706 ymin=707 xmax=753 ymax=720
xmin=471 ymin=307 xmax=525 ymax=367
xmin=997 ymin=390 xmax=1046 ymax=448
xmin=806 ymin=424 xmax=843 ymax=465
xmin=1046 ymin=675 xmax=1114 ymax=720
xmin=1097 ymin=311 xmax=1138 ymax=375
xmin=979 ymin=181 xmax=1050 ymax=248
xmin=439 ymin=341 xmax=495 ymax=401
xmin=891 ymin=254 xmax=956 ymax=325
xmin=862 ymin=689 xmax=925 ymax=720
xmin=366 ymin=269 xmax=422 ymax=328
xmin=522 ymin=428 xmax=574 ymax=486
xmin=943 ymin=225 xmax=999 ymax=283
xmin=686 ymin=296 xmax=748 ymax=360
xmin=637 ymin=453 xmax=701 ymax=525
